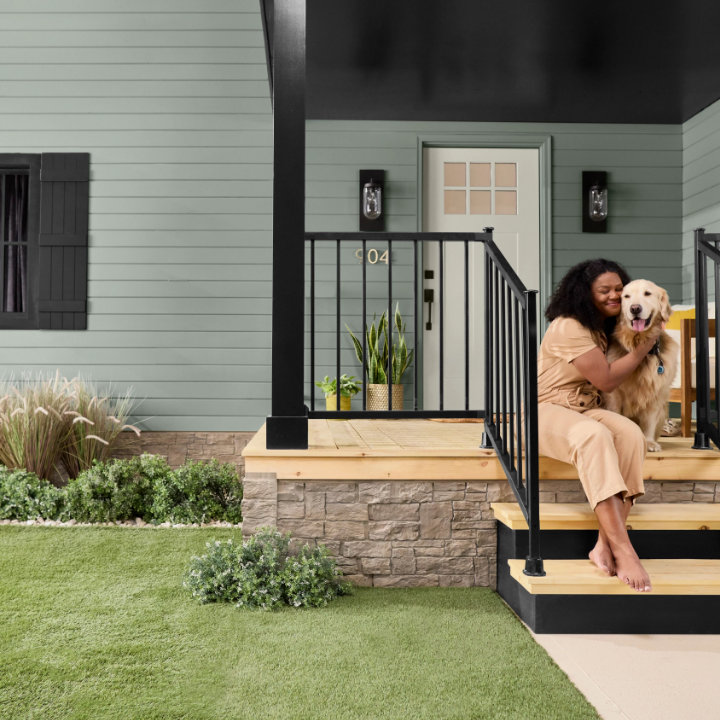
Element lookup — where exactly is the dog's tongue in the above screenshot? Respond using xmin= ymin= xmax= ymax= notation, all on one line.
xmin=632 ymin=318 xmax=645 ymax=332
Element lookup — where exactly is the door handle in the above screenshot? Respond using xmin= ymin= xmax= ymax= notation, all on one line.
xmin=424 ymin=288 xmax=434 ymax=330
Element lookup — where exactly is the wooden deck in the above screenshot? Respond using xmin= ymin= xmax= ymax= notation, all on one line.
xmin=242 ymin=419 xmax=720 ymax=481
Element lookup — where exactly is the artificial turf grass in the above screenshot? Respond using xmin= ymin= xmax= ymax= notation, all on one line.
xmin=0 ymin=527 xmax=598 ymax=720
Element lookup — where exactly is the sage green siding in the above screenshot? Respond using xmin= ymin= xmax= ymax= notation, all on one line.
xmin=0 ymin=0 xmax=272 ymax=431
xmin=683 ymin=97 xmax=720 ymax=302
xmin=307 ymin=120 xmax=683 ymax=300
xmin=0 ymin=1 xmax=684 ymax=431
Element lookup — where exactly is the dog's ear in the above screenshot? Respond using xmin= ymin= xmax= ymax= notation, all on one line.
xmin=660 ymin=288 xmax=672 ymax=323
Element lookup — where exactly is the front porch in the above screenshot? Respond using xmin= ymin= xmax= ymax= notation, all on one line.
xmin=242 ymin=419 xmax=720 ymax=600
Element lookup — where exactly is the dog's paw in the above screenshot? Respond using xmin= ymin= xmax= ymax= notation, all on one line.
xmin=646 ymin=440 xmax=662 ymax=452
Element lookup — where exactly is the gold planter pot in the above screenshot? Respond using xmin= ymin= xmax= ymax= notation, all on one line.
xmin=366 ymin=383 xmax=404 ymax=412
xmin=325 ymin=394 xmax=352 ymax=413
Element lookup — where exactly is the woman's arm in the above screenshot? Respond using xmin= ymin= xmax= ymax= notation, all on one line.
xmin=572 ymin=336 xmax=658 ymax=393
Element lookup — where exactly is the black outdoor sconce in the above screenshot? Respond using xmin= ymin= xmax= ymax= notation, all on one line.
xmin=359 ymin=169 xmax=385 ymax=232
xmin=582 ymin=171 xmax=608 ymax=233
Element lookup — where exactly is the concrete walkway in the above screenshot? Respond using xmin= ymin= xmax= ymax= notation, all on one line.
xmin=534 ymin=633 xmax=720 ymax=719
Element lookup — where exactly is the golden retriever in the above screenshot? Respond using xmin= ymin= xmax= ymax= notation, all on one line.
xmin=604 ymin=279 xmax=679 ymax=452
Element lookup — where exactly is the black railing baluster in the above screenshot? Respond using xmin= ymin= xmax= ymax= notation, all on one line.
xmin=494 ymin=265 xmax=500 ymax=447
xmin=362 ymin=238 xmax=367 ymax=411
xmin=485 ymin=248 xmax=493 ymax=429
xmin=507 ymin=283 xmax=515 ymax=474
xmin=388 ymin=239 xmax=393 ymax=411
xmin=464 ymin=239 xmax=470 ymax=411
xmin=439 ymin=239 xmax=444 ymax=411
xmin=310 ymin=238 xmax=315 ymax=412
xmin=715 ymin=261 xmax=719 ymax=423
xmin=514 ymin=296 xmax=523 ymax=492
xmin=500 ymin=276 xmax=507 ymax=453
xmin=414 ymin=238 xmax=418 ymax=411
xmin=336 ymin=238 xmax=341 ymax=413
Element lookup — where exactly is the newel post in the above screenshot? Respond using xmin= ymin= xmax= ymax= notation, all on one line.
xmin=266 ymin=0 xmax=308 ymax=449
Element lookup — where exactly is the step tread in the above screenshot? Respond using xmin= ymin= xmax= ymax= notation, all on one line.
xmin=509 ymin=558 xmax=720 ymax=595
xmin=492 ymin=502 xmax=720 ymax=530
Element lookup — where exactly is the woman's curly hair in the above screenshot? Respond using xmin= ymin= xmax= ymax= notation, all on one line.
xmin=545 ymin=258 xmax=631 ymax=339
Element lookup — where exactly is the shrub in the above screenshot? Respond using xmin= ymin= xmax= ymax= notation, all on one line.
xmin=150 ymin=459 xmax=243 ymax=525
xmin=183 ymin=528 xmax=352 ymax=611
xmin=65 ymin=454 xmax=168 ymax=523
xmin=0 ymin=466 xmax=66 ymax=521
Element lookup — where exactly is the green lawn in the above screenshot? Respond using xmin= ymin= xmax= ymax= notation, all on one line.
xmin=0 ymin=527 xmax=597 ymax=720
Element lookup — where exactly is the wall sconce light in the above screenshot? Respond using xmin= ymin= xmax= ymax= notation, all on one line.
xmin=359 ymin=169 xmax=385 ymax=231
xmin=582 ymin=171 xmax=608 ymax=233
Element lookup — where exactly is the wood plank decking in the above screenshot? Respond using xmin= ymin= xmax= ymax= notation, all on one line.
xmin=242 ymin=419 xmax=720 ymax=481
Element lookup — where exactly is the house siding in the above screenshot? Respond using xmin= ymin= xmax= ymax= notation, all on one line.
xmin=0 ymin=2 xmax=684 ymax=432
xmin=682 ymin=97 xmax=720 ymax=302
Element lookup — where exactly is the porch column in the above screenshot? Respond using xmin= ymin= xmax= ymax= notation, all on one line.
xmin=266 ymin=0 xmax=308 ymax=449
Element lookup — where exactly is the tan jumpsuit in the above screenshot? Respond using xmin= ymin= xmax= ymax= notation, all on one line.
xmin=538 ymin=317 xmax=646 ymax=509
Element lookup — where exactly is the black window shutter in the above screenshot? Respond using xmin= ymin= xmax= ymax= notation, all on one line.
xmin=38 ymin=153 xmax=90 ymax=330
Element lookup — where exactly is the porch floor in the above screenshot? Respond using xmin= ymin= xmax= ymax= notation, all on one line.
xmin=242 ymin=419 xmax=720 ymax=481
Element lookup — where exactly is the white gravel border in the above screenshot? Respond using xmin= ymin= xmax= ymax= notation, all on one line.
xmin=0 ymin=518 xmax=242 ymax=529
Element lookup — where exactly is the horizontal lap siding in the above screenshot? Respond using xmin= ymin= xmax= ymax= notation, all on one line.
xmin=682 ymin=98 xmax=720 ymax=302
xmin=307 ymin=120 xmax=683 ymax=308
xmin=0 ymin=0 xmax=272 ymax=431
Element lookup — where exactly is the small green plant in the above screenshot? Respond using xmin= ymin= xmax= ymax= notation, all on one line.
xmin=183 ymin=527 xmax=353 ymax=611
xmin=65 ymin=454 xmax=163 ymax=523
xmin=0 ymin=466 xmax=66 ymax=521
xmin=314 ymin=374 xmax=362 ymax=398
xmin=346 ymin=304 xmax=414 ymax=385
xmin=150 ymin=458 xmax=243 ymax=525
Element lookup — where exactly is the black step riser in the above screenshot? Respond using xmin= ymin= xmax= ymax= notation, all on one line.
xmin=497 ymin=523 xmax=720 ymax=634
xmin=501 ymin=525 xmax=720 ymax=560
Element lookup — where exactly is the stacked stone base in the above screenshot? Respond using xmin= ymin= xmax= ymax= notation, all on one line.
xmin=242 ymin=474 xmax=720 ymax=589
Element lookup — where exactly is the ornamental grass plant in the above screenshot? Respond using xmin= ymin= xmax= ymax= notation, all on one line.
xmin=0 ymin=372 xmax=141 ymax=482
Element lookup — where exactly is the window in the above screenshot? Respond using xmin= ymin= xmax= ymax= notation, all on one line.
xmin=0 ymin=153 xmax=89 ymax=330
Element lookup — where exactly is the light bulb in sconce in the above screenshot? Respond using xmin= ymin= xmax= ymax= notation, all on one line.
xmin=589 ymin=184 xmax=608 ymax=222
xmin=363 ymin=180 xmax=382 ymax=220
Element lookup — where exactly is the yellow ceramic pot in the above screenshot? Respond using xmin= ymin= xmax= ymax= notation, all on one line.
xmin=326 ymin=394 xmax=352 ymax=412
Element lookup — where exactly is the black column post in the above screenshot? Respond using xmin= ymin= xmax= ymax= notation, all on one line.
xmin=266 ymin=0 xmax=308 ymax=449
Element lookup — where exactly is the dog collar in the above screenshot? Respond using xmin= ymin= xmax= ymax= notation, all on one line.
xmin=648 ymin=340 xmax=665 ymax=373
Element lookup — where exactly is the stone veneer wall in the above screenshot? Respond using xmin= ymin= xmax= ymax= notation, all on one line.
xmin=242 ymin=474 xmax=720 ymax=589
xmin=113 ymin=431 xmax=256 ymax=477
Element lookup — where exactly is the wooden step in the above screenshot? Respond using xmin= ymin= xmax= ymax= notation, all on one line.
xmin=492 ymin=503 xmax=720 ymax=530
xmin=508 ymin=558 xmax=720 ymax=595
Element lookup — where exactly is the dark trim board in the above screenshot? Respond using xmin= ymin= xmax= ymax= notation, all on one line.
xmin=497 ymin=523 xmax=720 ymax=634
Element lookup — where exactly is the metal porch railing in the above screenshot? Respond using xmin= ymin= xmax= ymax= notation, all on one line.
xmin=304 ymin=228 xmax=545 ymax=576
xmin=693 ymin=228 xmax=720 ymax=451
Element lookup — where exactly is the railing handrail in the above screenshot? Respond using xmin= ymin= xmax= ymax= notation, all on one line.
xmin=305 ymin=232 xmax=490 ymax=242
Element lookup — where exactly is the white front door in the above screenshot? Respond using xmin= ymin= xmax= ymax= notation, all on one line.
xmin=422 ymin=146 xmax=540 ymax=411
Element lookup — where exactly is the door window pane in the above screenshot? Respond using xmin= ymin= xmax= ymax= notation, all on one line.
xmin=444 ymin=163 xmax=466 ymax=187
xmin=495 ymin=190 xmax=517 ymax=215
xmin=495 ymin=163 xmax=516 ymax=187
xmin=470 ymin=190 xmax=491 ymax=214
xmin=470 ymin=163 xmax=491 ymax=187
xmin=444 ymin=189 xmax=466 ymax=214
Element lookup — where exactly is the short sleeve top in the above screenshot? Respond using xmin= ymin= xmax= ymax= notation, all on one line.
xmin=537 ymin=316 xmax=604 ymax=410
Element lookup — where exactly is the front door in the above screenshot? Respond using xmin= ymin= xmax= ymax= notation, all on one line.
xmin=422 ymin=146 xmax=540 ymax=411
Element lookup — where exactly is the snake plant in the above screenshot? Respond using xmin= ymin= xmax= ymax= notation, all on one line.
xmin=346 ymin=304 xmax=414 ymax=385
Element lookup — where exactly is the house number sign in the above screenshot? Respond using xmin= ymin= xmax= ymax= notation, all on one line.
xmin=355 ymin=248 xmax=389 ymax=264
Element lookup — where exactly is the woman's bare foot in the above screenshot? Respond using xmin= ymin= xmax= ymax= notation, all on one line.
xmin=589 ymin=536 xmax=616 ymax=576
xmin=614 ymin=548 xmax=652 ymax=592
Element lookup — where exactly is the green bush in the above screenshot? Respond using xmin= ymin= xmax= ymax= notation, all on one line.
xmin=65 ymin=454 xmax=165 ymax=523
xmin=150 ymin=459 xmax=243 ymax=525
xmin=184 ymin=528 xmax=352 ymax=611
xmin=0 ymin=466 xmax=66 ymax=521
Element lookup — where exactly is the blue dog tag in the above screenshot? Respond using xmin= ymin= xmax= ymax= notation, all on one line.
xmin=658 ymin=364 xmax=665 ymax=374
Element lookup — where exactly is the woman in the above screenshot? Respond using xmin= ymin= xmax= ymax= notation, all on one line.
xmin=539 ymin=259 xmax=661 ymax=593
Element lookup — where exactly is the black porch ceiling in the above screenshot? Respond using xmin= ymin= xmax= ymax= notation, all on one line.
xmin=266 ymin=0 xmax=720 ymax=125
